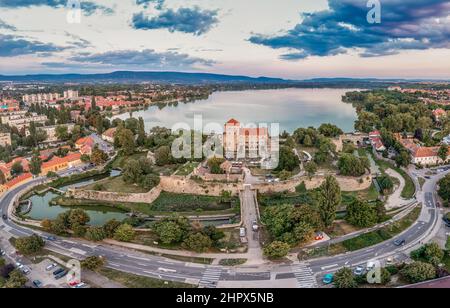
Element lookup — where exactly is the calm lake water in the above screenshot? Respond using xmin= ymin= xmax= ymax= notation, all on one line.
xmin=115 ymin=88 xmax=358 ymax=133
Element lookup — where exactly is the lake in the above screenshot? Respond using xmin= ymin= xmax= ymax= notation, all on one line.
xmin=115 ymin=88 xmax=358 ymax=133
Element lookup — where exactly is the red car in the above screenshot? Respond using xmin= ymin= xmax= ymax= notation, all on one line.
xmin=68 ymin=281 xmax=80 ymax=287
xmin=315 ymin=232 xmax=324 ymax=241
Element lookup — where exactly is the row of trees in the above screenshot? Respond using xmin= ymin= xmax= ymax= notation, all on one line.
xmin=152 ymin=215 xmax=225 ymax=253
xmin=122 ymin=157 xmax=160 ymax=190
xmin=41 ymin=209 xmax=135 ymax=242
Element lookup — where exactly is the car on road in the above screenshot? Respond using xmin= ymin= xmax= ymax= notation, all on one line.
xmin=393 ymin=239 xmax=406 ymax=246
xmin=322 ymin=274 xmax=334 ymax=285
xmin=46 ymin=263 xmax=57 ymax=271
xmin=2 ymin=214 xmax=7 ymax=220
xmin=68 ymin=280 xmax=80 ymax=287
xmin=33 ymin=280 xmax=43 ymax=288
xmin=75 ymin=282 xmax=87 ymax=289
xmin=353 ymin=266 xmax=365 ymax=276
xmin=252 ymin=221 xmax=259 ymax=232
xmin=45 ymin=236 xmax=57 ymax=241
xmin=0 ymin=249 xmax=5 ymax=256
xmin=15 ymin=262 xmax=24 ymax=269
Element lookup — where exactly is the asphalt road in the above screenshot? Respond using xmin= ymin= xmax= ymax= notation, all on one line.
xmin=0 ymin=169 xmax=446 ymax=288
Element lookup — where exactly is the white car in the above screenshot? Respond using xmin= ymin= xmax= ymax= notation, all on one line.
xmin=353 ymin=266 xmax=365 ymax=276
xmin=239 ymin=227 xmax=246 ymax=237
xmin=46 ymin=263 xmax=57 ymax=271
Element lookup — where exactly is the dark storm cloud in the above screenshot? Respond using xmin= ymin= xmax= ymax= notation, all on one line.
xmin=249 ymin=0 xmax=450 ymax=59
xmin=0 ymin=34 xmax=65 ymax=57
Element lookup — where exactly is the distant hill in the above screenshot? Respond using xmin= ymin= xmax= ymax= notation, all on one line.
xmin=0 ymin=71 xmax=293 ymax=84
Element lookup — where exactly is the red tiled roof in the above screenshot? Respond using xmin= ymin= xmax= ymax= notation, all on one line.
xmin=433 ymin=109 xmax=446 ymax=116
xmin=102 ymin=127 xmax=117 ymax=138
xmin=5 ymin=173 xmax=32 ymax=189
xmin=42 ymin=152 xmax=82 ymax=169
xmin=226 ymin=119 xmax=240 ymax=125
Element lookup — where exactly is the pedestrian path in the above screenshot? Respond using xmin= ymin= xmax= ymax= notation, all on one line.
xmin=291 ymin=263 xmax=318 ymax=288
xmin=199 ymin=267 xmax=222 ymax=288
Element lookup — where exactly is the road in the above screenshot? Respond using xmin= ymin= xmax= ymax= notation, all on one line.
xmin=0 ymin=168 xmax=446 ymax=288
xmin=240 ymin=186 xmax=263 ymax=264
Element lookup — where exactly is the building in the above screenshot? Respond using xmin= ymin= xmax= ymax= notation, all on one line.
xmin=40 ymin=152 xmax=82 ymax=175
xmin=0 ymin=173 xmax=33 ymax=195
xmin=75 ymin=136 xmax=95 ymax=155
xmin=102 ymin=127 xmax=117 ymax=143
xmin=26 ymin=124 xmax=75 ymax=143
xmin=432 ymin=109 xmax=447 ymax=122
xmin=368 ymin=131 xmax=386 ymax=152
xmin=395 ymin=134 xmax=450 ymax=165
xmin=222 ymin=119 xmax=270 ymax=159
xmin=64 ymin=90 xmax=79 ymax=100
xmin=23 ymin=93 xmax=60 ymax=105
xmin=0 ymin=133 xmax=11 ymax=147
xmin=1 ymin=113 xmax=47 ymax=130
xmin=0 ymin=157 xmax=30 ymax=180
xmin=0 ymin=99 xmax=20 ymax=112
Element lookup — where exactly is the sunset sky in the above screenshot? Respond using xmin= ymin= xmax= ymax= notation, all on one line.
xmin=0 ymin=0 xmax=449 ymax=79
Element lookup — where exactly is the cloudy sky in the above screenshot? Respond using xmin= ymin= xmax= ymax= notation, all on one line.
xmin=0 ymin=0 xmax=449 ymax=79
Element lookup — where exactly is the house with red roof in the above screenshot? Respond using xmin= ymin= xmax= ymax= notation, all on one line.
xmin=75 ymin=136 xmax=95 ymax=155
xmin=40 ymin=152 xmax=82 ymax=175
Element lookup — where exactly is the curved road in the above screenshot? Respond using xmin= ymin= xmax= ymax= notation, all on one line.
xmin=0 ymin=169 xmax=446 ymax=288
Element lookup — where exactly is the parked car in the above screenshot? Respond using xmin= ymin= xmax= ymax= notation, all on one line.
xmin=366 ymin=261 xmax=377 ymax=271
xmin=15 ymin=262 xmax=24 ymax=269
xmin=0 ymin=249 xmax=5 ymax=256
xmin=75 ymin=282 xmax=87 ymax=289
xmin=394 ymin=239 xmax=406 ymax=246
xmin=53 ymin=268 xmax=65 ymax=276
xmin=443 ymin=215 xmax=450 ymax=224
xmin=315 ymin=232 xmax=324 ymax=241
xmin=353 ymin=266 xmax=365 ymax=276
xmin=68 ymin=280 xmax=80 ymax=287
xmin=33 ymin=280 xmax=43 ymax=288
xmin=322 ymin=274 xmax=334 ymax=285
xmin=46 ymin=263 xmax=57 ymax=271
xmin=21 ymin=266 xmax=31 ymax=275
xmin=2 ymin=214 xmax=7 ymax=220
xmin=239 ymin=227 xmax=246 ymax=237
xmin=46 ymin=236 xmax=57 ymax=241
xmin=55 ymin=270 xmax=68 ymax=280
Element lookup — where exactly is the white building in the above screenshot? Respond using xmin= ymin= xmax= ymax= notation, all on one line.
xmin=64 ymin=90 xmax=79 ymax=100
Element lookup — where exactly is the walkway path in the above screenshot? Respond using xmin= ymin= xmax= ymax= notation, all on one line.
xmin=385 ymin=168 xmax=410 ymax=210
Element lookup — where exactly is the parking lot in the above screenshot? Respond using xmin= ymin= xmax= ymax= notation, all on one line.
xmin=25 ymin=258 xmax=69 ymax=288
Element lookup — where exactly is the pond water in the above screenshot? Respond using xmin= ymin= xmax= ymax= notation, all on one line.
xmin=26 ymin=170 xmax=128 ymax=226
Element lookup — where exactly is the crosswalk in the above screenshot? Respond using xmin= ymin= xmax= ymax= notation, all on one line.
xmin=199 ymin=267 xmax=222 ymax=288
xmin=291 ymin=263 xmax=318 ymax=288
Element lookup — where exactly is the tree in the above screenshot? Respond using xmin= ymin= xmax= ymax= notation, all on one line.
xmin=81 ymin=256 xmax=105 ymax=271
xmin=263 ymin=241 xmax=290 ymax=259
xmin=276 ymin=146 xmax=299 ymax=172
xmin=338 ymin=153 xmax=369 ymax=176
xmin=438 ymin=174 xmax=450 ymax=205
xmin=346 ymin=198 xmax=378 ymax=228
xmin=68 ymin=209 xmax=90 ymax=228
xmin=411 ymin=243 xmax=445 ymax=266
xmin=203 ymin=226 xmax=225 ymax=243
xmin=90 ymin=146 xmax=108 ymax=165
xmin=182 ymin=232 xmax=213 ymax=252
xmin=29 ymin=154 xmax=42 ymax=176
xmin=0 ymin=169 xmax=6 ymax=185
xmin=14 ymin=234 xmax=45 ymax=255
xmin=378 ymin=175 xmax=394 ymax=195
xmin=333 ymin=268 xmax=358 ymax=288
xmin=122 ymin=159 xmax=142 ymax=184
xmin=207 ymin=156 xmax=225 ymax=174
xmin=85 ymin=227 xmax=107 ymax=242
xmin=438 ymin=144 xmax=449 ymax=162
xmin=400 ymin=261 xmax=436 ymax=283
xmin=318 ymin=176 xmax=341 ymax=227
xmin=304 ymin=161 xmax=317 ymax=179
xmin=293 ymin=221 xmax=315 ymax=244
xmin=5 ymin=270 xmax=27 ymax=289
xmin=318 ymin=123 xmax=343 ymax=138
xmin=137 ymin=117 xmax=146 ymax=146
xmin=41 ymin=219 xmax=53 ymax=230
xmin=11 ymin=161 xmax=23 ymax=176
xmin=140 ymin=173 xmax=160 ymax=190
xmin=103 ymin=219 xmax=122 ymax=238
xmin=153 ymin=220 xmax=185 ymax=244
xmin=113 ymin=224 xmax=135 ymax=242
xmin=115 ymin=128 xmax=135 ymax=155
xmin=55 ymin=125 xmax=70 ymax=141
xmin=155 ymin=145 xmax=171 ymax=166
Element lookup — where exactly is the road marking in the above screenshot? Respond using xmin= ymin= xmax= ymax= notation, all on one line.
xmin=320 ymin=264 xmax=338 ymax=271
xmin=292 ymin=263 xmax=318 ymax=288
xmin=199 ymin=267 xmax=222 ymax=288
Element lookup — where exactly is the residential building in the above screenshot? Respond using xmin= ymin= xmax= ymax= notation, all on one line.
xmin=25 ymin=124 xmax=75 ymax=143
xmin=75 ymin=136 xmax=95 ymax=155
xmin=63 ymin=90 xmax=79 ymax=100
xmin=0 ymin=133 xmax=11 ymax=147
xmin=102 ymin=127 xmax=117 ymax=143
xmin=1 ymin=113 xmax=47 ymax=130
xmin=369 ymin=130 xmax=386 ymax=152
xmin=23 ymin=93 xmax=60 ymax=105
xmin=432 ymin=109 xmax=447 ymax=122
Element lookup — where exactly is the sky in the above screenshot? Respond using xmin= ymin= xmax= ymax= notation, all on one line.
xmin=0 ymin=0 xmax=449 ymax=79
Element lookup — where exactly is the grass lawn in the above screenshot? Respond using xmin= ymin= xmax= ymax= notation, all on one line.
xmin=97 ymin=267 xmax=195 ymax=288
xmin=111 ymin=152 xmax=148 ymax=169
xmin=151 ymin=192 xmax=238 ymax=212
xmin=369 ymin=151 xmax=416 ymax=199
xmin=299 ymin=205 xmax=421 ymax=259
xmin=341 ymin=183 xmax=380 ymax=207
xmin=82 ymin=176 xmax=149 ymax=194
xmin=176 ymin=162 xmax=199 ymax=176
xmin=219 ymin=259 xmax=247 ymax=266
